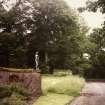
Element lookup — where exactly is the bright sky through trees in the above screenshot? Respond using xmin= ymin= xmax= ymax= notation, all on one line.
xmin=1 ymin=0 xmax=105 ymax=30
xmin=64 ymin=0 xmax=104 ymax=30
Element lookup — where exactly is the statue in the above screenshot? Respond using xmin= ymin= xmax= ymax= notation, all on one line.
xmin=35 ymin=51 xmax=39 ymax=70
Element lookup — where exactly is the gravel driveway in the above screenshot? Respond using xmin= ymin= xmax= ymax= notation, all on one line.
xmin=70 ymin=82 xmax=105 ymax=105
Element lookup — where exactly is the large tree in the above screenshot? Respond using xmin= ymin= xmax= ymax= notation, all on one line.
xmin=0 ymin=0 xmax=87 ymax=74
xmin=80 ymin=0 xmax=105 ymax=78
xmin=84 ymin=28 xmax=105 ymax=78
xmin=0 ymin=0 xmax=31 ymax=67
xmin=26 ymin=0 xmax=87 ymax=73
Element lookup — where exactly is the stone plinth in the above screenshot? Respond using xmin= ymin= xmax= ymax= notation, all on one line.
xmin=0 ymin=70 xmax=42 ymax=100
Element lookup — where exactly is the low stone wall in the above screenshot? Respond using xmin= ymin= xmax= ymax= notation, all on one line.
xmin=0 ymin=70 xmax=42 ymax=100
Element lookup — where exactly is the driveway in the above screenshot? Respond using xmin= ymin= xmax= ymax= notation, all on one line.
xmin=70 ymin=82 xmax=105 ymax=105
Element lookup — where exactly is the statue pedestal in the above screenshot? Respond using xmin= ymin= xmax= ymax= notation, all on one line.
xmin=33 ymin=69 xmax=41 ymax=73
xmin=0 ymin=68 xmax=42 ymax=101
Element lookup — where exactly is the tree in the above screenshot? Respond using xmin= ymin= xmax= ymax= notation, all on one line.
xmin=79 ymin=0 xmax=105 ymax=78
xmin=86 ymin=0 xmax=105 ymax=13
xmin=0 ymin=0 xmax=31 ymax=67
xmin=26 ymin=0 xmax=87 ymax=73
xmin=0 ymin=0 xmax=87 ymax=74
xmin=84 ymin=28 xmax=105 ymax=78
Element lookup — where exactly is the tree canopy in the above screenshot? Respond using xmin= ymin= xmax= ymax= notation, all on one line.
xmin=0 ymin=0 xmax=88 ymax=74
xmin=80 ymin=0 xmax=105 ymax=78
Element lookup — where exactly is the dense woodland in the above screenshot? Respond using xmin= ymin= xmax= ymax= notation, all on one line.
xmin=0 ymin=0 xmax=105 ymax=78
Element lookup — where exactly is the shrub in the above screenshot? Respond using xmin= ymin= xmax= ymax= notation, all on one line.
xmin=40 ymin=64 xmax=49 ymax=74
xmin=0 ymin=85 xmax=31 ymax=97
xmin=0 ymin=84 xmax=31 ymax=105
xmin=54 ymin=71 xmax=70 ymax=77
xmin=0 ymin=94 xmax=28 ymax=105
xmin=0 ymin=86 xmax=12 ymax=98
xmin=10 ymin=85 xmax=31 ymax=97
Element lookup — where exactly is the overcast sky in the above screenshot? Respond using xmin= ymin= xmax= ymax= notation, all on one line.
xmin=64 ymin=0 xmax=105 ymax=30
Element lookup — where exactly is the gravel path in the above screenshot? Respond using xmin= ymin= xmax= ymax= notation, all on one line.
xmin=70 ymin=82 xmax=105 ymax=105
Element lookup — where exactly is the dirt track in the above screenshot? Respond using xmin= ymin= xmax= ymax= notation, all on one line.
xmin=70 ymin=82 xmax=105 ymax=105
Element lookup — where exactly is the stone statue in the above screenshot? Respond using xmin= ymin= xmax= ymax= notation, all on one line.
xmin=35 ymin=51 xmax=39 ymax=70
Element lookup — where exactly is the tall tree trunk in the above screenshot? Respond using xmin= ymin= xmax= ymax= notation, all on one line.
xmin=45 ymin=52 xmax=48 ymax=65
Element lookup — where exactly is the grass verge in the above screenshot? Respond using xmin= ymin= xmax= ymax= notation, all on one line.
xmin=33 ymin=93 xmax=73 ymax=105
xmin=33 ymin=72 xmax=85 ymax=105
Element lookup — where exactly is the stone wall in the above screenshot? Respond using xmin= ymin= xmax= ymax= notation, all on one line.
xmin=0 ymin=70 xmax=42 ymax=100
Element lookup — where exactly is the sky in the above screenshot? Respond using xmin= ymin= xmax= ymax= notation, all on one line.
xmin=64 ymin=0 xmax=105 ymax=30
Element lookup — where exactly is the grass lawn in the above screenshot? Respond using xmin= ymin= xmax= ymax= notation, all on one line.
xmin=33 ymin=93 xmax=73 ymax=105
xmin=33 ymin=71 xmax=85 ymax=105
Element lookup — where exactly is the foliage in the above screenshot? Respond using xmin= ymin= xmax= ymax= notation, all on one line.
xmin=0 ymin=84 xmax=31 ymax=97
xmin=84 ymin=28 xmax=105 ymax=78
xmin=9 ymin=85 xmax=31 ymax=97
xmin=78 ymin=0 xmax=105 ymax=78
xmin=0 ymin=84 xmax=31 ymax=105
xmin=0 ymin=86 xmax=12 ymax=98
xmin=0 ymin=0 xmax=31 ymax=67
xmin=0 ymin=94 xmax=28 ymax=105
xmin=85 ymin=0 xmax=105 ymax=13
xmin=0 ymin=0 xmax=87 ymax=74
xmin=78 ymin=0 xmax=105 ymax=13
xmin=53 ymin=70 xmax=71 ymax=77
